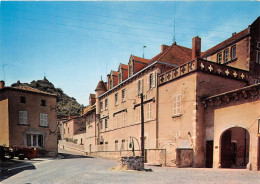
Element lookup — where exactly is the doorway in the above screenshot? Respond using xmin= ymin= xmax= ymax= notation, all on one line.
xmin=206 ymin=140 xmax=213 ymax=168
xmin=220 ymin=127 xmax=249 ymax=168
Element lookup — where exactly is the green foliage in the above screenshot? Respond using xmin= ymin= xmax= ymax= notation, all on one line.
xmin=11 ymin=77 xmax=84 ymax=117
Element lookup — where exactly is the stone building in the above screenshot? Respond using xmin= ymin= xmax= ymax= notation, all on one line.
xmin=85 ymin=16 xmax=260 ymax=170
xmin=0 ymin=81 xmax=58 ymax=156
xmin=62 ymin=115 xmax=86 ymax=146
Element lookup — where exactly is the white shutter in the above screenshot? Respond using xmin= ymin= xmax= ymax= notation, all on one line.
xmin=153 ymin=72 xmax=156 ymax=88
xmin=24 ymin=111 xmax=27 ymax=124
xmin=44 ymin=114 xmax=48 ymax=126
xmin=19 ymin=111 xmax=23 ymax=124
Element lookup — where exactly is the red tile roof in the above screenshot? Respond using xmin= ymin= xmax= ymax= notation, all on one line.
xmin=95 ymin=80 xmax=107 ymax=91
xmin=121 ymin=64 xmax=128 ymax=70
xmin=112 ymin=71 xmax=118 ymax=76
xmin=202 ymin=28 xmax=249 ymax=57
xmin=132 ymin=55 xmax=150 ymax=64
xmin=12 ymin=86 xmax=56 ymax=96
xmin=151 ymin=43 xmax=192 ymax=66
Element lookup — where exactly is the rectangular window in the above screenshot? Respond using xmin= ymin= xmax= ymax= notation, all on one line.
xmin=100 ymin=119 xmax=103 ymax=130
xmin=257 ymin=51 xmax=260 ymax=64
xmin=224 ymin=49 xmax=229 ymax=63
xmin=105 ymin=118 xmax=108 ymax=129
xmin=147 ymin=103 xmax=152 ymax=120
xmin=27 ymin=134 xmax=31 ymax=146
xmin=68 ymin=127 xmax=69 ymax=133
xmin=254 ymin=79 xmax=259 ymax=84
xmin=173 ymin=94 xmax=181 ymax=116
xmin=115 ymin=93 xmax=118 ymax=106
xmin=100 ymin=101 xmax=103 ymax=112
xmin=19 ymin=111 xmax=27 ymax=125
xmin=105 ymin=99 xmax=108 ymax=110
xmin=40 ymin=113 xmax=48 ymax=127
xmin=26 ymin=134 xmax=44 ymax=148
xmin=149 ymin=73 xmax=153 ymax=89
xmin=20 ymin=96 xmax=26 ymax=104
xmin=217 ymin=52 xmax=222 ymax=64
xmin=231 ymin=45 xmax=236 ymax=60
xmin=122 ymin=89 xmax=126 ymax=102
xmin=137 ymin=80 xmax=143 ymax=95
xmin=41 ymin=100 xmax=46 ymax=106
xmin=135 ymin=106 xmax=141 ymax=123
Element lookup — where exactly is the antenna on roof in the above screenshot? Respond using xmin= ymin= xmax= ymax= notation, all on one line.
xmin=2 ymin=64 xmax=7 ymax=82
xmin=173 ymin=1 xmax=176 ymax=44
xmin=143 ymin=45 xmax=146 ymax=58
xmin=101 ymin=76 xmax=102 ymax=81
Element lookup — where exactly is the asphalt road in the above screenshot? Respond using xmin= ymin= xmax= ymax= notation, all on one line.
xmin=1 ymin=149 xmax=260 ymax=184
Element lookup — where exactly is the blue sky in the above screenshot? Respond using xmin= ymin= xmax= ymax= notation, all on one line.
xmin=0 ymin=1 xmax=259 ymax=106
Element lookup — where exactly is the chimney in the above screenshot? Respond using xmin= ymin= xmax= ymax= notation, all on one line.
xmin=0 ymin=81 xmax=5 ymax=89
xmin=192 ymin=36 xmax=201 ymax=59
xmin=161 ymin=44 xmax=168 ymax=52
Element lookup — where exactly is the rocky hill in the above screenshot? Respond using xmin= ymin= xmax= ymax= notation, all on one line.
xmin=11 ymin=77 xmax=84 ymax=118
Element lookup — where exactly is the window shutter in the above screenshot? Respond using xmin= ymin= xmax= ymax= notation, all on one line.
xmin=40 ymin=113 xmax=43 ymax=126
xmin=153 ymin=72 xmax=156 ymax=88
xmin=19 ymin=111 xmax=23 ymax=124
xmin=24 ymin=111 xmax=27 ymax=124
xmin=44 ymin=114 xmax=48 ymax=126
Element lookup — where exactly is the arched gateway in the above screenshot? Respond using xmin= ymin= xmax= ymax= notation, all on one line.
xmin=220 ymin=127 xmax=250 ymax=168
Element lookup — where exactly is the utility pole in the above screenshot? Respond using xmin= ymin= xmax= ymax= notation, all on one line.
xmin=140 ymin=93 xmax=145 ymax=158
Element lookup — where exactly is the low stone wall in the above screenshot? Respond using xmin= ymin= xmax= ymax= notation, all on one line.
xmin=176 ymin=148 xmax=193 ymax=167
xmin=58 ymin=140 xmax=85 ymax=154
xmin=118 ymin=156 xmax=144 ymax=170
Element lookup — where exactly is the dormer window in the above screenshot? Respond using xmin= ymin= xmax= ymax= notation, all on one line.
xmin=118 ymin=73 xmax=122 ymax=83
xmin=217 ymin=52 xmax=222 ymax=64
xmin=109 ymin=78 xmax=113 ymax=89
xmin=224 ymin=49 xmax=229 ymax=63
xmin=231 ymin=45 xmax=236 ymax=60
xmin=129 ymin=65 xmax=133 ymax=77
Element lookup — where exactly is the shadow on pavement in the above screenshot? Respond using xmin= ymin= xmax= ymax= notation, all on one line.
xmin=58 ymin=152 xmax=94 ymax=159
xmin=0 ymin=158 xmax=36 ymax=182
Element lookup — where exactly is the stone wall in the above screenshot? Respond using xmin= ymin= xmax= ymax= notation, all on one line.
xmin=176 ymin=148 xmax=193 ymax=167
xmin=118 ymin=156 xmax=144 ymax=170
